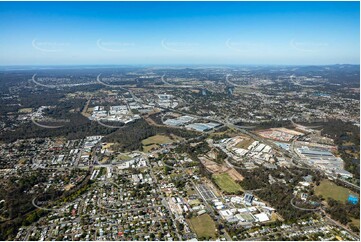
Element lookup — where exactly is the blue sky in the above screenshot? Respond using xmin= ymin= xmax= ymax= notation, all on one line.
xmin=0 ymin=1 xmax=359 ymax=65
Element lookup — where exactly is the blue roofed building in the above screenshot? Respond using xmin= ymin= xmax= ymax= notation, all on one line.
xmin=347 ymin=194 xmax=359 ymax=205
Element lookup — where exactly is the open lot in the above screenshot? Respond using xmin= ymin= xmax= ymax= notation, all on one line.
xmin=227 ymin=168 xmax=244 ymax=181
xmin=141 ymin=134 xmax=173 ymax=146
xmin=212 ymin=172 xmax=243 ymax=194
xmin=235 ymin=137 xmax=255 ymax=149
xmin=142 ymin=134 xmax=174 ymax=153
xmin=143 ymin=144 xmax=159 ymax=153
xmin=116 ymin=153 xmax=131 ymax=161
xmin=188 ymin=214 xmax=217 ymax=239
xmin=350 ymin=218 xmax=360 ymax=229
xmin=18 ymin=108 xmax=32 ymax=113
xmin=314 ymin=179 xmax=358 ymax=203
xmin=256 ymin=127 xmax=304 ymax=142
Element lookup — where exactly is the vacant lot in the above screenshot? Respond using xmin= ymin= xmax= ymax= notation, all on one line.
xmin=351 ymin=218 xmax=360 ymax=229
xmin=213 ymin=172 xmax=243 ymax=194
xmin=235 ymin=137 xmax=254 ymax=149
xmin=314 ymin=179 xmax=358 ymax=203
xmin=102 ymin=143 xmax=114 ymax=150
xmin=143 ymin=144 xmax=159 ymax=153
xmin=18 ymin=108 xmax=33 ymax=113
xmin=227 ymin=168 xmax=244 ymax=181
xmin=117 ymin=153 xmax=131 ymax=161
xmin=141 ymin=134 xmax=173 ymax=145
xmin=188 ymin=214 xmax=217 ymax=239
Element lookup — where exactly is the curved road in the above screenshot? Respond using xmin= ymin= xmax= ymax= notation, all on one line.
xmin=31 ymin=116 xmax=64 ymax=129
xmin=290 ymin=196 xmax=321 ymax=212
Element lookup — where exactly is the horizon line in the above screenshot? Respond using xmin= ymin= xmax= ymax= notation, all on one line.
xmin=0 ymin=63 xmax=359 ymax=67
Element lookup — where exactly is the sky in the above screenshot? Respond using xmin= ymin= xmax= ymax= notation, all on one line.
xmin=0 ymin=1 xmax=359 ymax=65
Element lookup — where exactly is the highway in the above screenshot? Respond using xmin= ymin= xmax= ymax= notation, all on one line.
xmin=225 ymin=74 xmax=241 ymax=87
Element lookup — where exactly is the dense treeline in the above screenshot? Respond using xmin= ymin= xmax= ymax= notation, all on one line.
xmin=326 ymin=198 xmax=360 ymax=232
xmin=315 ymin=119 xmax=360 ymax=145
xmin=0 ymin=169 xmax=92 ymax=240
xmin=239 ymin=167 xmax=317 ymax=190
xmin=235 ymin=120 xmax=292 ymax=130
xmin=148 ymin=112 xmax=164 ymax=125
xmin=255 ymin=183 xmax=314 ymax=222
xmin=105 ymin=119 xmax=156 ymax=151
xmin=0 ymin=171 xmax=47 ymax=240
xmin=174 ymin=139 xmax=209 ymax=161
xmin=154 ymin=125 xmax=198 ymax=140
xmin=0 ymin=171 xmax=49 ymax=219
xmin=215 ymin=149 xmax=228 ymax=164
xmin=0 ymin=113 xmax=114 ymax=143
xmin=240 ymin=167 xmax=323 ymax=222
xmin=1 ymin=113 xmax=199 ymax=151
xmin=105 ymin=119 xmax=199 ymax=151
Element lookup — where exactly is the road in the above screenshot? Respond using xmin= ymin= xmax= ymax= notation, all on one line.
xmin=32 ymin=196 xmax=63 ymax=212
xmin=289 ymin=196 xmax=321 ymax=212
xmin=160 ymin=74 xmax=194 ymax=88
xmin=225 ymin=74 xmax=241 ymax=87
xmin=336 ymin=177 xmax=360 ymax=190
xmin=146 ymin=155 xmax=183 ymax=241
xmin=245 ymin=222 xmax=329 ymax=241
xmin=31 ymin=116 xmax=64 ymax=129
xmin=289 ymin=189 xmax=359 ymax=239
xmin=321 ymin=209 xmax=360 ymax=239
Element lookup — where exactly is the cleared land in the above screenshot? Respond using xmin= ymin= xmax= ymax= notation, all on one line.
xmin=351 ymin=218 xmax=360 ymax=229
xmin=199 ymin=156 xmax=244 ymax=181
xmin=117 ymin=154 xmax=131 ymax=161
xmin=213 ymin=172 xmax=243 ymax=194
xmin=102 ymin=143 xmax=114 ymax=150
xmin=141 ymin=134 xmax=173 ymax=146
xmin=18 ymin=157 xmax=27 ymax=165
xmin=235 ymin=137 xmax=254 ymax=149
xmin=81 ymin=96 xmax=93 ymax=118
xmin=64 ymin=184 xmax=75 ymax=191
xmin=143 ymin=144 xmax=159 ymax=153
xmin=227 ymin=168 xmax=244 ymax=181
xmin=314 ymin=179 xmax=358 ymax=203
xmin=18 ymin=108 xmax=32 ymax=113
xmin=199 ymin=157 xmax=224 ymax=173
xmin=100 ymin=157 xmax=109 ymax=163
xmin=188 ymin=214 xmax=217 ymax=239
xmin=142 ymin=134 xmax=175 ymax=153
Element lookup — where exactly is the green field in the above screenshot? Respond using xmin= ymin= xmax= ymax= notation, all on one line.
xmin=314 ymin=179 xmax=358 ymax=203
xmin=188 ymin=214 xmax=217 ymax=239
xmin=141 ymin=134 xmax=173 ymax=146
xmin=213 ymin=173 xmax=243 ymax=194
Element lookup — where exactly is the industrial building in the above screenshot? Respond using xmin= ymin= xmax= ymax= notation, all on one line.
xmin=296 ymin=146 xmax=353 ymax=178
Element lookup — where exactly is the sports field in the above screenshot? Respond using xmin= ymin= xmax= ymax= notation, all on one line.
xmin=188 ymin=214 xmax=217 ymax=239
xmin=314 ymin=179 xmax=358 ymax=203
xmin=213 ymin=172 xmax=243 ymax=194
